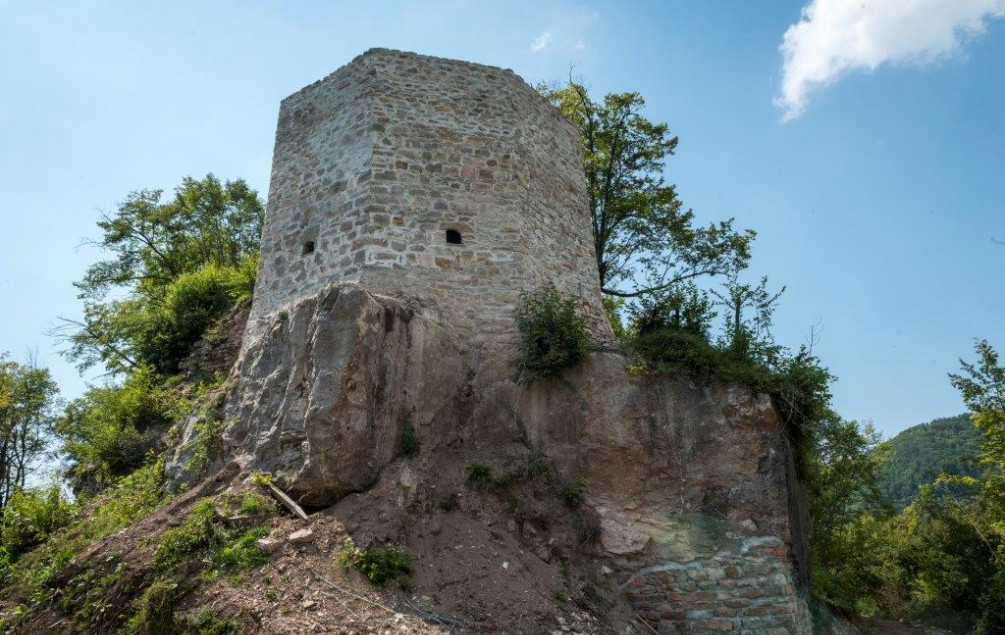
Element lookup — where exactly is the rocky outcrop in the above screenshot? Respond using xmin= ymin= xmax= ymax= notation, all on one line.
xmin=222 ymin=283 xmax=466 ymax=507
xmin=217 ymin=281 xmax=812 ymax=632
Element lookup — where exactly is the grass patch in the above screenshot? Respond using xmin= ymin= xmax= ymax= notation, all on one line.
xmin=153 ymin=497 xmax=271 ymax=575
xmin=123 ymin=578 xmax=181 ymax=634
xmin=1 ymin=460 xmax=167 ymax=605
xmin=188 ymin=607 xmax=239 ymax=634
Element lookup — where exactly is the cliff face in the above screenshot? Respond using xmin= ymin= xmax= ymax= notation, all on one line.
xmin=212 ymin=282 xmax=812 ymax=633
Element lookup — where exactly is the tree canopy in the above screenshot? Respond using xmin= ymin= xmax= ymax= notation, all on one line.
xmin=55 ymin=174 xmax=263 ymax=375
xmin=0 ymin=355 xmax=59 ymax=510
xmin=541 ymin=82 xmax=754 ymax=298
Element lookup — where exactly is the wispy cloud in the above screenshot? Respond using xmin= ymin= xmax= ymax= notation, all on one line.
xmin=530 ymin=30 xmax=553 ymax=53
xmin=776 ymin=0 xmax=1005 ymax=121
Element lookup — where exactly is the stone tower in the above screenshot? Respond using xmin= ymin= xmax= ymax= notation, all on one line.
xmin=247 ymin=48 xmax=609 ymax=344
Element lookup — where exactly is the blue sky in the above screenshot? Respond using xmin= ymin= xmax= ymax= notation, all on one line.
xmin=1 ymin=1 xmax=1003 ymax=438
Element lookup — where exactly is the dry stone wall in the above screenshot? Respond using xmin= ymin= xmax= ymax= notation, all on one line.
xmin=248 ymin=48 xmax=609 ymax=346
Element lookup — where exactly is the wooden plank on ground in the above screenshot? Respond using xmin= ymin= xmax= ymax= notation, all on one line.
xmin=266 ymin=482 xmax=309 ymax=520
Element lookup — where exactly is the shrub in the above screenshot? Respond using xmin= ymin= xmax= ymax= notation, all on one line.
xmin=86 ymin=459 xmax=166 ymax=537
xmin=977 ymin=568 xmax=1005 ymax=635
xmin=0 ymin=461 xmax=166 ymax=612
xmin=136 ymin=263 xmax=250 ymax=374
xmin=0 ymin=485 xmax=75 ymax=560
xmin=355 ymin=547 xmax=412 ymax=589
xmin=514 ymin=284 xmax=590 ymax=384
xmin=188 ymin=608 xmax=239 ymax=635
xmin=57 ymin=367 xmax=184 ymax=493
xmin=336 ymin=537 xmax=412 ymax=590
xmin=438 ymin=492 xmax=459 ymax=512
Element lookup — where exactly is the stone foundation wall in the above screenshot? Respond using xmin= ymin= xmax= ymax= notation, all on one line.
xmin=247 ymin=48 xmax=610 ymax=346
xmin=622 ymin=537 xmax=811 ymax=635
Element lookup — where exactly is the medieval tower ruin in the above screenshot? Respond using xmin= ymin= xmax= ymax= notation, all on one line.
xmin=247 ymin=48 xmax=609 ymax=343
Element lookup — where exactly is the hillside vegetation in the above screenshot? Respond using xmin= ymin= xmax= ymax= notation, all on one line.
xmin=877 ymin=414 xmax=983 ymax=509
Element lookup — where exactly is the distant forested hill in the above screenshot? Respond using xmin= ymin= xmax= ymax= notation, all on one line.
xmin=876 ymin=414 xmax=984 ymax=508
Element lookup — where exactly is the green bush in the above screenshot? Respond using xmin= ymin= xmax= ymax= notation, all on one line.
xmin=977 ymin=567 xmax=1005 ymax=635
xmin=188 ymin=608 xmax=239 ymax=635
xmin=57 ymin=367 xmax=184 ymax=493
xmin=136 ymin=262 xmax=252 ymax=375
xmin=514 ymin=284 xmax=590 ymax=384
xmin=0 ymin=485 xmax=75 ymax=560
xmin=4 ymin=460 xmax=166 ymax=600
xmin=355 ymin=547 xmax=412 ymax=589
xmin=335 ymin=537 xmax=412 ymax=589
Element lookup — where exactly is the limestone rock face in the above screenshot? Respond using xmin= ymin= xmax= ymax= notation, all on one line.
xmin=222 ymin=283 xmax=465 ymax=506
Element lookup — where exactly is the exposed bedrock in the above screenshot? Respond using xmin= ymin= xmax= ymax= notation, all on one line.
xmin=220 ymin=281 xmax=812 ymax=632
xmin=222 ymin=282 xmax=466 ymax=507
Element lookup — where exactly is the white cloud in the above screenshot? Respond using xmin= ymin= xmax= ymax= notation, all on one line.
xmin=530 ymin=30 xmax=553 ymax=53
xmin=574 ymin=39 xmax=586 ymax=51
xmin=776 ymin=0 xmax=1005 ymax=121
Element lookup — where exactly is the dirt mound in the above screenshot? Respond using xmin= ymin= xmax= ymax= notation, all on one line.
xmin=6 ymin=457 xmax=638 ymax=634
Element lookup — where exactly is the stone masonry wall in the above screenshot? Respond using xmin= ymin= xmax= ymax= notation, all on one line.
xmin=247 ymin=48 xmax=610 ymax=346
xmin=621 ymin=537 xmax=811 ymax=634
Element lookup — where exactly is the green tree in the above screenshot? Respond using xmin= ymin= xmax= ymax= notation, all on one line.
xmin=55 ymin=175 xmax=263 ymax=375
xmin=950 ymin=339 xmax=1005 ymax=528
xmin=57 ymin=365 xmax=185 ymax=494
xmin=0 ymin=355 xmax=60 ymax=510
xmin=710 ymin=274 xmax=785 ymax=362
xmin=541 ymin=82 xmax=754 ymax=298
xmin=947 ymin=339 xmax=1005 ymax=632
xmin=805 ymin=417 xmax=892 ymax=612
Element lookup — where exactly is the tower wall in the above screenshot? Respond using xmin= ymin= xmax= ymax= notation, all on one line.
xmin=248 ymin=49 xmax=609 ymax=344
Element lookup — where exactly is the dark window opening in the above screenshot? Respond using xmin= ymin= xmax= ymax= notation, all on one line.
xmin=302 ymin=240 xmax=316 ymax=255
xmin=445 ymin=229 xmax=462 ymax=245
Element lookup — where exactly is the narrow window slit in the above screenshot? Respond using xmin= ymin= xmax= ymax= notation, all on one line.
xmin=445 ymin=229 xmax=462 ymax=245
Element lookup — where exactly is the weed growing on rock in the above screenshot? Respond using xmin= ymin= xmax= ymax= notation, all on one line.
xmin=561 ymin=476 xmax=587 ymax=509
xmin=465 ymin=464 xmax=493 ymax=486
xmin=250 ymin=471 xmax=274 ymax=487
xmin=401 ymin=420 xmax=420 ymax=458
